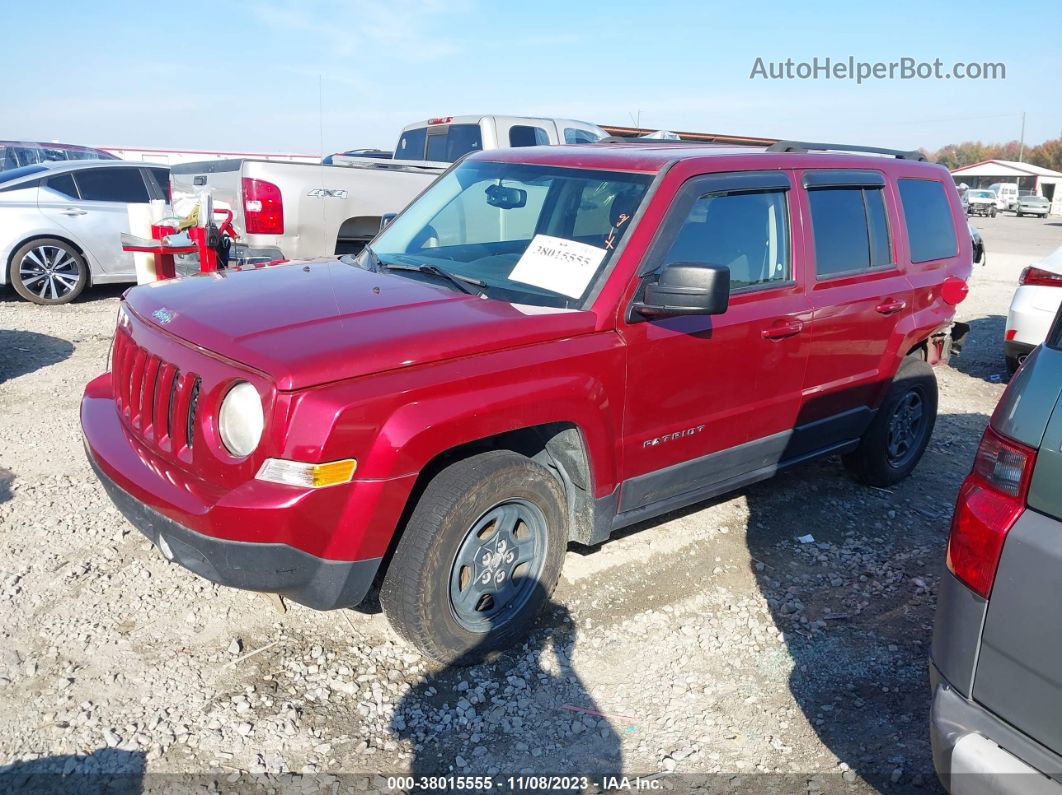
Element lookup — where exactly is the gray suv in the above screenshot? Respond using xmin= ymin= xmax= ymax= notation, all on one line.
xmin=932 ymin=304 xmax=1062 ymax=791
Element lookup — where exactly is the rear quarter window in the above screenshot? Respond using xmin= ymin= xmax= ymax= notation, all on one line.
xmin=898 ymin=178 xmax=957 ymax=263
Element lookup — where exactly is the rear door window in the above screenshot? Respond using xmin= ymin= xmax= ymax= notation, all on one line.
xmin=74 ymin=167 xmax=150 ymax=203
xmin=898 ymin=179 xmax=957 ymax=263
xmin=808 ymin=186 xmax=892 ymax=277
xmin=509 ymin=125 xmax=550 ymax=147
xmin=394 ymin=127 xmax=427 ymax=160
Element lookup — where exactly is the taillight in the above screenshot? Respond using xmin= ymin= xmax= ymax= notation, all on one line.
xmin=946 ymin=426 xmax=1036 ymax=598
xmin=941 ymin=277 xmax=969 ymax=305
xmin=1019 ymin=266 xmax=1062 ymax=287
xmin=242 ymin=178 xmax=284 ymax=235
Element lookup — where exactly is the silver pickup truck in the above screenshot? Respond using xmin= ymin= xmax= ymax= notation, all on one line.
xmin=169 ymin=115 xmax=608 ymax=262
xmin=169 ymin=157 xmax=444 ymax=262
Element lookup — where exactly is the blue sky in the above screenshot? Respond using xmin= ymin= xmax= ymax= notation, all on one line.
xmin=3 ymin=0 xmax=1059 ymax=155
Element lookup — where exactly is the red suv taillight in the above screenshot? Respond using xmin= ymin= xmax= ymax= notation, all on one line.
xmin=1019 ymin=266 xmax=1062 ymax=287
xmin=946 ymin=426 xmax=1036 ymax=598
xmin=242 ymin=178 xmax=284 ymax=235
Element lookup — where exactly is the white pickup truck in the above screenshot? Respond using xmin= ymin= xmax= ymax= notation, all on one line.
xmin=388 ymin=114 xmax=608 ymax=162
xmin=169 ymin=115 xmax=608 ymax=261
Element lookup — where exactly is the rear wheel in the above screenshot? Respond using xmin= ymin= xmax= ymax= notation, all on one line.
xmin=379 ymin=450 xmax=567 ymax=664
xmin=843 ymin=355 xmax=937 ymax=487
xmin=10 ymin=239 xmax=88 ymax=305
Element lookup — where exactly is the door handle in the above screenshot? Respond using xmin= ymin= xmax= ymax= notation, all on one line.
xmin=60 ymin=208 xmax=88 ymax=216
xmin=875 ymin=299 xmax=907 ymax=315
xmin=762 ymin=319 xmax=804 ymax=340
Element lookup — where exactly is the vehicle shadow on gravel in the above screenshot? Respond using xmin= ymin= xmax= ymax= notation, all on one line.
xmin=0 ymin=283 xmax=127 ymax=305
xmin=390 ymin=587 xmax=622 ymax=783
xmin=0 ymin=747 xmax=145 ymax=794
xmin=0 ymin=466 xmax=13 ymax=506
xmin=0 ymin=329 xmax=75 ymax=384
xmin=744 ymin=408 xmax=990 ymax=793
xmin=949 ymin=315 xmax=1009 ymax=383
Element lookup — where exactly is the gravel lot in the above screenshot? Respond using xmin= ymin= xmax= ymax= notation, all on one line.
xmin=1 ymin=214 xmax=1060 ymax=793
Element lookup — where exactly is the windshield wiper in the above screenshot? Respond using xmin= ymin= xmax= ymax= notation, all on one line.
xmin=381 ymin=262 xmax=486 ymax=296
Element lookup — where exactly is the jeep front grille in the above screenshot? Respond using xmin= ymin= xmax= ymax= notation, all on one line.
xmin=112 ymin=331 xmax=200 ymax=453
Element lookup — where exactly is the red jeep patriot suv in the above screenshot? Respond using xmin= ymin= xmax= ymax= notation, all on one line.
xmin=82 ymin=140 xmax=971 ymax=662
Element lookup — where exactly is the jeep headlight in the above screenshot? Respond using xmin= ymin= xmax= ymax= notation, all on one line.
xmin=218 ymin=381 xmax=264 ymax=457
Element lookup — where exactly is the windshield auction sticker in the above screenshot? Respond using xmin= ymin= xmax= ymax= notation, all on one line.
xmin=509 ymin=235 xmax=607 ymax=299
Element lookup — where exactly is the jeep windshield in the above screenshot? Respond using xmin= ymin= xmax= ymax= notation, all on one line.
xmin=365 ymin=160 xmax=651 ymax=308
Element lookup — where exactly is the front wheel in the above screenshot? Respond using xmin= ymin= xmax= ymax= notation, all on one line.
xmin=379 ymin=450 xmax=567 ymax=664
xmin=843 ymin=355 xmax=938 ymax=487
xmin=990 ymin=207 xmax=997 ymax=217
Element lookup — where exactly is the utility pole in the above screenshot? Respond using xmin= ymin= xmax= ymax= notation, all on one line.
xmin=1018 ymin=111 xmax=1026 ymax=162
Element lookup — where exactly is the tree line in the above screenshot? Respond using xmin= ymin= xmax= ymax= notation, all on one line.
xmin=923 ymin=137 xmax=1062 ymax=173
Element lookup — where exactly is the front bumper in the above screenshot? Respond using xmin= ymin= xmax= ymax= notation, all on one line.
xmin=80 ymin=372 xmax=410 ymax=610
xmin=930 ymin=668 xmax=1062 ymax=793
xmin=89 ymin=453 xmax=379 ymax=609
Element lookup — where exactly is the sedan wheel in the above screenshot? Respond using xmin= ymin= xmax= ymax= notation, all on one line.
xmin=10 ymin=239 xmax=88 ymax=305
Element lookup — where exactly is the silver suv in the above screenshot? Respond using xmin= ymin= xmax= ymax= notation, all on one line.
xmin=1 ymin=160 xmax=169 ymax=304
xmin=931 ymin=304 xmax=1062 ymax=791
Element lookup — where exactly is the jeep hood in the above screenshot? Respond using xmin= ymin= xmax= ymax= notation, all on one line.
xmin=124 ymin=259 xmax=596 ymax=391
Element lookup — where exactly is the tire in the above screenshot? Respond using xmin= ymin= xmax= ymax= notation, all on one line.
xmin=1005 ymin=355 xmax=1021 ymax=376
xmin=990 ymin=207 xmax=997 ymax=218
xmin=842 ymin=355 xmax=938 ymax=487
xmin=10 ymin=239 xmax=88 ymax=305
xmin=379 ymin=450 xmax=567 ymax=665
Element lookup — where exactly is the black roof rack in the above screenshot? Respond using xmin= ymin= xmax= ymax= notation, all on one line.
xmin=766 ymin=140 xmax=927 ymax=161
xmin=596 ymin=136 xmax=731 ymax=145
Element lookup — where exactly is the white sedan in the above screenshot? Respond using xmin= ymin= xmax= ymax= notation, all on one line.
xmin=1006 ymin=244 xmax=1062 ymax=372
xmin=0 ymin=160 xmax=169 ymax=304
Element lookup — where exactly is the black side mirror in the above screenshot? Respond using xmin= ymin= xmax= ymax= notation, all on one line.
xmin=633 ymin=262 xmax=730 ymax=319
xmin=380 ymin=212 xmax=397 ymax=231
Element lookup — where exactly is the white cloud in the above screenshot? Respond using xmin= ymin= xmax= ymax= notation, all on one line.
xmin=249 ymin=0 xmax=471 ymax=62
